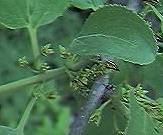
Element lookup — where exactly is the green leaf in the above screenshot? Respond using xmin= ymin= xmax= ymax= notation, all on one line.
xmin=70 ymin=0 xmax=106 ymax=10
xmin=0 ymin=0 xmax=28 ymax=28
xmin=0 ymin=0 xmax=68 ymax=29
xmin=29 ymin=0 xmax=68 ymax=28
xmin=125 ymin=94 xmax=158 ymax=135
xmin=69 ymin=6 xmax=157 ymax=65
xmin=142 ymin=54 xmax=163 ymax=98
xmin=0 ymin=126 xmax=23 ymax=135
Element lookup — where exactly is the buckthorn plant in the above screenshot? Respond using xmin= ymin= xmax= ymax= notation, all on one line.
xmin=0 ymin=0 xmax=163 ymax=135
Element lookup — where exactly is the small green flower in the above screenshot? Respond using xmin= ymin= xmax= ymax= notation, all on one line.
xmin=40 ymin=63 xmax=50 ymax=72
xmin=59 ymin=45 xmax=72 ymax=59
xmin=18 ymin=56 xmax=29 ymax=67
xmin=89 ymin=109 xmax=102 ymax=126
xmin=41 ymin=44 xmax=54 ymax=56
xmin=89 ymin=99 xmax=111 ymax=126
xmin=45 ymin=91 xmax=58 ymax=99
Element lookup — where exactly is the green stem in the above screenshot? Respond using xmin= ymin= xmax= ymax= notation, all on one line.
xmin=17 ymin=97 xmax=37 ymax=131
xmin=0 ymin=59 xmax=93 ymax=94
xmin=0 ymin=60 xmax=92 ymax=94
xmin=98 ymin=99 xmax=111 ymax=111
xmin=0 ymin=67 xmax=65 ymax=93
xmin=28 ymin=26 xmax=41 ymax=70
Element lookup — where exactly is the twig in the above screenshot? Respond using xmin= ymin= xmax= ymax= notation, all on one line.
xmin=0 ymin=59 xmax=92 ymax=94
xmin=0 ymin=67 xmax=64 ymax=94
xmin=69 ymin=75 xmax=111 ymax=135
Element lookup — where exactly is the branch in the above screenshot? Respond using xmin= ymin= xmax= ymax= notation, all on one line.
xmin=69 ymin=75 xmax=111 ymax=135
xmin=0 ymin=59 xmax=93 ymax=94
xmin=0 ymin=67 xmax=64 ymax=94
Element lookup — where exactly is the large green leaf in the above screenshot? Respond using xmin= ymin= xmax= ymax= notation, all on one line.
xmin=125 ymin=94 xmax=158 ymax=135
xmin=0 ymin=0 xmax=68 ymax=29
xmin=70 ymin=6 xmax=158 ymax=65
xmin=70 ymin=0 xmax=106 ymax=10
